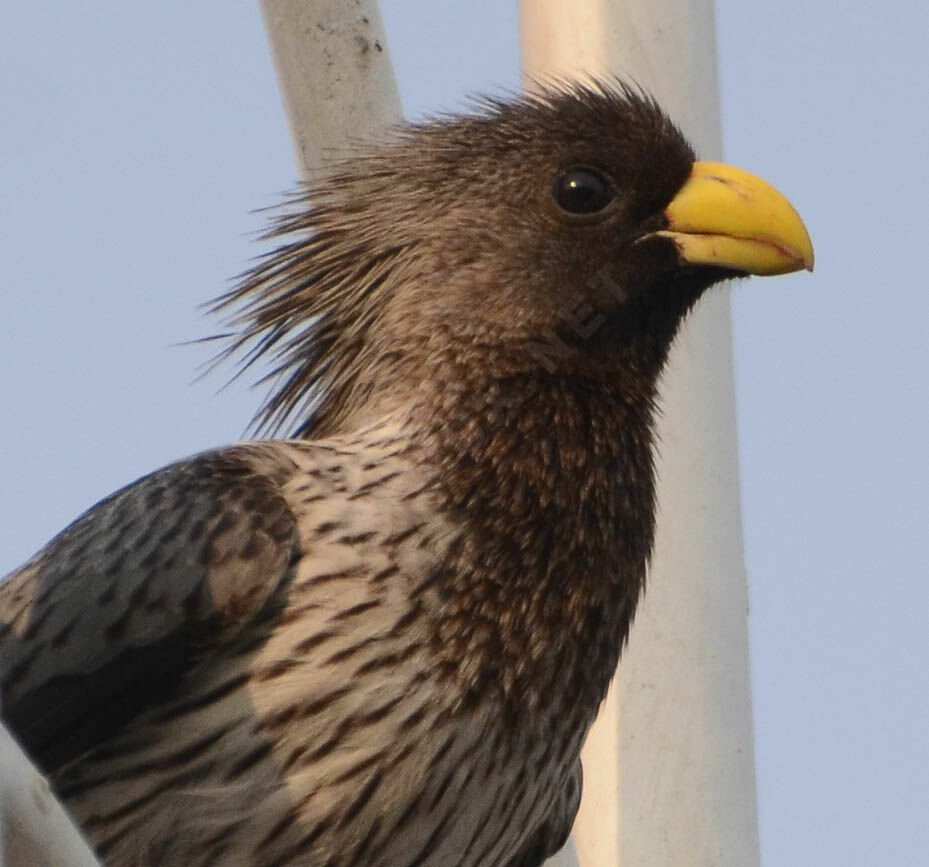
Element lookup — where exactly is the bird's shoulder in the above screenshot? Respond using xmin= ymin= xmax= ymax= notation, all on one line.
xmin=0 ymin=425 xmax=434 ymax=769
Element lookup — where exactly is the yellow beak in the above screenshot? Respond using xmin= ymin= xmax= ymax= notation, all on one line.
xmin=653 ymin=161 xmax=814 ymax=275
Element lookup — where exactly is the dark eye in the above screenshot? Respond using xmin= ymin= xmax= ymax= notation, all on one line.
xmin=552 ymin=166 xmax=614 ymax=215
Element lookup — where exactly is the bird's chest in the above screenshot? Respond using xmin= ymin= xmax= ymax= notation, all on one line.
xmin=239 ymin=446 xmax=596 ymax=864
xmin=385 ymin=719 xmax=580 ymax=867
xmin=241 ymin=570 xmax=585 ymax=865
xmin=276 ymin=699 xmax=581 ymax=867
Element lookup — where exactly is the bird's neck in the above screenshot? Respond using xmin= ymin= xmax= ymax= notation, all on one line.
xmin=415 ymin=365 xmax=661 ymax=721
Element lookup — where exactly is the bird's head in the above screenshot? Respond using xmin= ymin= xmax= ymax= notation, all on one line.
xmin=216 ymin=81 xmax=812 ymax=437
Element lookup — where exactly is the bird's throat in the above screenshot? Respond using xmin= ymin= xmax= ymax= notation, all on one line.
xmin=417 ymin=368 xmax=660 ymax=715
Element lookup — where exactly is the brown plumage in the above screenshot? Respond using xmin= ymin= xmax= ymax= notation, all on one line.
xmin=0 ymin=81 xmax=812 ymax=866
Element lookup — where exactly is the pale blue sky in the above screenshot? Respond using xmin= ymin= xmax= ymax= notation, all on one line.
xmin=2 ymin=2 xmax=927 ymax=864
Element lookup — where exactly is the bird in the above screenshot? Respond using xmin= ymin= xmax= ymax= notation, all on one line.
xmin=0 ymin=81 xmax=813 ymax=866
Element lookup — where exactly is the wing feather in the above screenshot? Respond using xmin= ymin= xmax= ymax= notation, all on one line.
xmin=0 ymin=447 xmax=299 ymax=770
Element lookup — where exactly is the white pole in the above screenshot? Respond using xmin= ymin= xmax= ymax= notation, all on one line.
xmin=258 ymin=0 xmax=401 ymax=178
xmin=520 ymin=2 xmax=761 ymax=867
xmin=0 ymin=9 xmax=399 ymax=865
xmin=0 ymin=724 xmax=101 ymax=867
xmin=0 ymin=8 xmax=399 ymax=865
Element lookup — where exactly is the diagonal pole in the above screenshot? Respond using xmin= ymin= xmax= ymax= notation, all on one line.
xmin=0 ymin=8 xmax=400 ymax=866
xmin=0 ymin=723 xmax=101 ymax=866
xmin=258 ymin=0 xmax=401 ymax=179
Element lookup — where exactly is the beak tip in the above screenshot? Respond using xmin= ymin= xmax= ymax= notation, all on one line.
xmin=801 ymin=241 xmax=815 ymax=273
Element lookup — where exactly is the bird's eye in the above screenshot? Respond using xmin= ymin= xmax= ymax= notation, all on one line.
xmin=552 ymin=166 xmax=615 ymax=215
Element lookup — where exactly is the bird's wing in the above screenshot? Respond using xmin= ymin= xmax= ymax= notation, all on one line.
xmin=0 ymin=446 xmax=300 ymax=770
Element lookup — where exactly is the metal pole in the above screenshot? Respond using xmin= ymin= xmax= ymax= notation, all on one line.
xmin=0 ymin=8 xmax=400 ymax=865
xmin=0 ymin=723 xmax=101 ymax=867
xmin=258 ymin=0 xmax=401 ymax=178
xmin=520 ymin=2 xmax=761 ymax=866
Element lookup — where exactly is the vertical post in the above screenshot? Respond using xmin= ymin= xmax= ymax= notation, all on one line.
xmin=520 ymin=2 xmax=761 ymax=866
xmin=258 ymin=0 xmax=401 ymax=177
